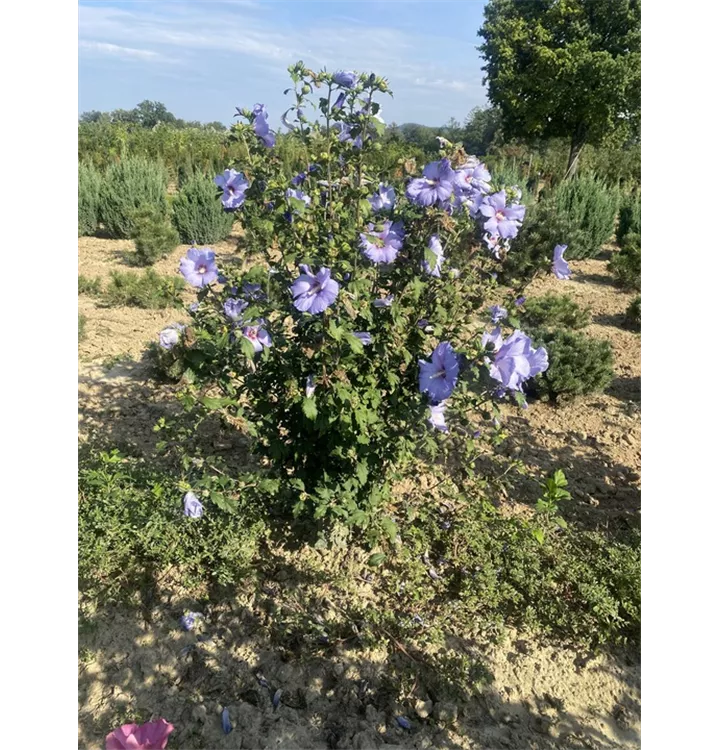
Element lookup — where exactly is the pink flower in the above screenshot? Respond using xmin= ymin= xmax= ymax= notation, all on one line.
xmin=105 ymin=719 xmax=174 ymax=749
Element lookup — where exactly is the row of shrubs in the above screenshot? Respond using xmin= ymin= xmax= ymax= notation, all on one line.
xmin=79 ymin=157 xmax=235 ymax=253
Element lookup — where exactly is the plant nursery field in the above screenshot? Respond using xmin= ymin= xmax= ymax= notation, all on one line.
xmin=78 ymin=232 xmax=640 ymax=750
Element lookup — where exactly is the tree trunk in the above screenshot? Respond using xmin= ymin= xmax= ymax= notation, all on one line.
xmin=563 ymin=131 xmax=586 ymax=181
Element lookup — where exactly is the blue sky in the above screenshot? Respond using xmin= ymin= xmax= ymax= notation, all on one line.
xmin=78 ymin=0 xmax=490 ymax=127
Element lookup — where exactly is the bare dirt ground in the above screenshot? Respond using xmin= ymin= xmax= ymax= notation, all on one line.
xmin=78 ymin=238 xmax=640 ymax=749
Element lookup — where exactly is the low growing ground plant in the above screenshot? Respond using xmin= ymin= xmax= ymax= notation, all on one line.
xmin=78 ymin=274 xmax=103 ymax=296
xmin=527 ymin=327 xmax=614 ymax=400
xmin=103 ymin=269 xmax=185 ymax=309
xmin=129 ymin=204 xmax=180 ymax=265
xmin=171 ymin=172 xmax=236 ymax=244
xmin=78 ymin=446 xmax=640 ymax=649
xmin=519 ymin=292 xmax=591 ymax=330
xmin=626 ymin=295 xmax=641 ymax=329
xmin=79 ymin=313 xmax=87 ymax=342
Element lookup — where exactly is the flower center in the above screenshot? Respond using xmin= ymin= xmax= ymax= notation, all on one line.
xmin=247 ymin=328 xmax=257 ymax=339
xmin=496 ymin=210 xmax=506 ymax=221
xmin=198 ymin=265 xmax=207 ymax=274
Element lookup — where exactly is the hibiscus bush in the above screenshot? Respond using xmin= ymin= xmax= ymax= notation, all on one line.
xmin=157 ymin=62 xmax=552 ymax=541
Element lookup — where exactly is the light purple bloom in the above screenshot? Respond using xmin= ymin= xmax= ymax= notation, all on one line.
xmin=224 ymin=298 xmax=249 ymax=322
xmin=482 ymin=232 xmax=502 ymax=259
xmin=372 ymin=295 xmax=394 ymax=308
xmin=291 ymin=265 xmax=340 ymax=314
xmin=221 ymin=707 xmax=232 ymax=735
xmin=189 ymin=302 xmax=199 ymax=313
xmin=180 ymin=611 xmax=202 ymax=631
xmin=242 ymin=282 xmax=265 ymax=300
xmin=479 ymin=191 xmax=526 ymax=239
xmin=489 ymin=305 xmax=508 ymax=323
xmin=428 ymin=400 xmax=449 ymax=432
xmin=352 ymin=332 xmax=372 ymax=346
xmin=305 ymin=375 xmax=316 ymax=398
xmin=180 ymin=248 xmax=218 ymax=287
xmin=417 ymin=319 xmax=429 ymax=329
xmin=159 ymin=323 xmax=185 ymax=350
xmin=242 ymin=322 xmax=272 ymax=352
xmin=286 ymin=187 xmax=311 ymax=210
xmin=252 ymin=103 xmax=275 ymax=148
xmin=368 ymin=183 xmax=396 ymax=212
xmin=515 ymin=296 xmax=526 ymax=306
xmin=332 ymin=70 xmax=358 ymax=88
xmin=422 ymin=235 xmax=444 ymax=277
xmin=335 ymin=122 xmax=353 ymax=142
xmin=552 ymin=244 xmax=571 ymax=279
xmin=406 ymin=158 xmax=457 ymax=207
xmin=214 ymin=169 xmax=249 ymax=210
xmin=419 ymin=341 xmax=460 ymax=402
xmin=360 ymin=220 xmax=405 ymax=264
xmin=481 ymin=328 xmax=549 ymax=392
xmin=183 ymin=491 xmax=204 ymax=518
xmin=333 ymin=92 xmax=346 ymax=110
xmin=291 ymin=172 xmax=307 ymax=186
xmin=456 ymin=159 xmax=492 ymax=195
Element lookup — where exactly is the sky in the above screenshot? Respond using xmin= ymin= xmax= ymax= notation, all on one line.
xmin=78 ymin=0 xmax=491 ymax=127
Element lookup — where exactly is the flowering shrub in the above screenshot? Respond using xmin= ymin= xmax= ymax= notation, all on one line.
xmin=159 ymin=62 xmax=548 ymax=539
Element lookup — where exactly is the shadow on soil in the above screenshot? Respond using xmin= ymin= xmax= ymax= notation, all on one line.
xmin=79 ymin=569 xmax=640 ymax=750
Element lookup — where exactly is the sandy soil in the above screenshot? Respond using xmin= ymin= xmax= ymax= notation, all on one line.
xmin=78 ymin=239 xmax=640 ymax=749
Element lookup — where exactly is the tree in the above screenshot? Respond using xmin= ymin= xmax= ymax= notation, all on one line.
xmin=462 ymin=106 xmax=502 ymax=155
xmin=133 ymin=100 xmax=177 ymax=128
xmin=79 ymin=110 xmax=110 ymax=124
xmin=477 ymin=0 xmax=640 ymax=178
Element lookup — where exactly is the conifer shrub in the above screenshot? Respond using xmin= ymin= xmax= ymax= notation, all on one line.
xmin=129 ymin=204 xmax=180 ymax=265
xmin=78 ymin=161 xmax=102 ymax=236
xmin=520 ymin=293 xmax=591 ymax=330
xmin=617 ymin=191 xmax=641 ymax=246
xmin=171 ymin=172 xmax=235 ymax=244
xmin=102 ymin=269 xmax=185 ymax=309
xmin=608 ymin=233 xmax=641 ymax=291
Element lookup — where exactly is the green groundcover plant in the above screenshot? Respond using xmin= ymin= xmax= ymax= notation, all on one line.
xmin=150 ymin=63 xmax=581 ymax=542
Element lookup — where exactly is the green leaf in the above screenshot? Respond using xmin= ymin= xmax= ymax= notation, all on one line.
xmin=356 ymin=462 xmax=368 ymax=486
xmin=302 ymin=397 xmax=318 ymax=420
xmin=239 ymin=336 xmax=256 ymax=359
xmin=201 ymin=396 xmax=233 ymax=410
xmin=210 ymin=491 xmax=237 ymax=514
xmin=424 ymin=247 xmax=438 ymax=271
xmin=346 ymin=332 xmax=365 ymax=354
xmin=381 ymin=516 xmax=398 ymax=541
xmin=532 ymin=527 xmax=545 ymax=544
xmin=328 ymin=319 xmax=344 ymax=341
xmin=367 ymin=552 xmax=386 ymax=567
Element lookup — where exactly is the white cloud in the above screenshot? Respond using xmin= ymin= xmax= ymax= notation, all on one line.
xmin=78 ymin=3 xmax=481 ymax=90
xmin=79 ymin=40 xmax=170 ymax=62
